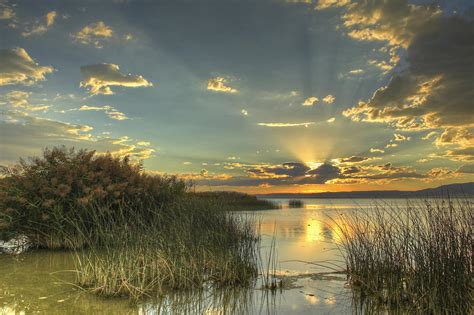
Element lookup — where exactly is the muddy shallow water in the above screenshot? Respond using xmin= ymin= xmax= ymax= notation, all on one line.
xmin=1 ymin=199 xmax=401 ymax=314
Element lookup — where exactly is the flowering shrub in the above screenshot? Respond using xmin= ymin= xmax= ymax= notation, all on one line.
xmin=0 ymin=147 xmax=186 ymax=245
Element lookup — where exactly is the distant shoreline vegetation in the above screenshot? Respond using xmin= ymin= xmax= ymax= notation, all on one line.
xmin=258 ymin=182 xmax=474 ymax=199
xmin=288 ymin=199 xmax=304 ymax=208
xmin=191 ymin=191 xmax=278 ymax=211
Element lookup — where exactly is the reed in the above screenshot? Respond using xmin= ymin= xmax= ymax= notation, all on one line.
xmin=333 ymin=199 xmax=473 ymax=314
xmin=71 ymin=197 xmax=260 ymax=300
xmin=288 ymin=199 xmax=304 ymax=208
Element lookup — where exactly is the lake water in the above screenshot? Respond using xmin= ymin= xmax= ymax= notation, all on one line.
xmin=0 ymin=199 xmax=409 ymax=314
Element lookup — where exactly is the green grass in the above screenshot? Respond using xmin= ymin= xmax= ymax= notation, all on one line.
xmin=333 ymin=199 xmax=473 ymax=314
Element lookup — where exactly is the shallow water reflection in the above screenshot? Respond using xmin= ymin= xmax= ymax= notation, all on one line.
xmin=1 ymin=199 xmax=396 ymax=314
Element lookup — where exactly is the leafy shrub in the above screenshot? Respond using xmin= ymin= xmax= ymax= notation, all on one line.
xmin=0 ymin=146 xmax=186 ymax=246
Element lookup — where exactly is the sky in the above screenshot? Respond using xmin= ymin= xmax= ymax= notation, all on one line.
xmin=0 ymin=0 xmax=473 ymax=193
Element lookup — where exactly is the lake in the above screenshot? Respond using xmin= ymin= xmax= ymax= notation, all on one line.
xmin=0 ymin=199 xmax=413 ymax=314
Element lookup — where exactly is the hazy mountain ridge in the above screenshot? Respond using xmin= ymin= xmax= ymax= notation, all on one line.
xmin=258 ymin=182 xmax=474 ymax=199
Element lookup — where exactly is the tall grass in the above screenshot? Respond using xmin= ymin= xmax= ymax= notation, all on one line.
xmin=71 ymin=197 xmax=260 ymax=300
xmin=334 ymin=199 xmax=473 ymax=314
xmin=288 ymin=199 xmax=304 ymax=208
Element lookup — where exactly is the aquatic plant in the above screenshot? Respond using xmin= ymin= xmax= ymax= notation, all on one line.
xmin=72 ymin=197 xmax=260 ymax=300
xmin=288 ymin=199 xmax=304 ymax=208
xmin=333 ymin=199 xmax=473 ymax=314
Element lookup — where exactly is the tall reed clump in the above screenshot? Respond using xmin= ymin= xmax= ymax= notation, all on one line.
xmin=288 ymin=199 xmax=304 ymax=208
xmin=0 ymin=146 xmax=186 ymax=248
xmin=334 ymin=199 xmax=473 ymax=314
xmin=72 ymin=197 xmax=260 ymax=300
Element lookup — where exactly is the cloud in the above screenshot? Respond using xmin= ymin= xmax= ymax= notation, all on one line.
xmin=46 ymin=11 xmax=57 ymax=27
xmin=22 ymin=11 xmax=57 ymax=36
xmin=302 ymin=96 xmax=318 ymax=106
xmin=394 ymin=133 xmax=410 ymax=142
xmin=258 ymin=122 xmax=315 ymax=128
xmin=434 ymin=128 xmax=473 ymax=148
xmin=327 ymin=117 xmax=335 ymax=123
xmin=456 ymin=164 xmax=474 ymax=174
xmin=0 ymin=48 xmax=54 ymax=86
xmin=315 ymin=0 xmax=350 ymax=10
xmin=80 ymin=63 xmax=152 ymax=95
xmin=0 ymin=4 xmax=14 ymax=20
xmin=71 ymin=105 xmax=129 ymax=121
xmin=320 ymin=0 xmax=441 ymax=49
xmin=330 ymin=1 xmax=473 ymax=160
xmin=0 ymin=111 xmax=154 ymax=164
xmin=333 ymin=156 xmax=376 ymax=164
xmin=370 ymin=148 xmax=385 ymax=154
xmin=241 ymin=109 xmax=248 ymax=116
xmin=2 ymin=90 xmax=50 ymax=111
xmin=349 ymin=69 xmax=364 ymax=75
xmin=322 ymin=94 xmax=335 ymax=104
xmin=435 ymin=147 xmax=474 ymax=162
xmin=207 ymin=76 xmax=237 ymax=93
xmin=197 ymin=159 xmax=436 ymax=187
xmin=72 ymin=21 xmax=113 ymax=48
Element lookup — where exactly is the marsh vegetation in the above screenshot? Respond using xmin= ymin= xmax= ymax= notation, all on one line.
xmin=334 ymin=199 xmax=473 ymax=314
xmin=288 ymin=199 xmax=304 ymax=208
xmin=0 ymin=147 xmax=265 ymax=300
xmin=0 ymin=147 xmax=472 ymax=313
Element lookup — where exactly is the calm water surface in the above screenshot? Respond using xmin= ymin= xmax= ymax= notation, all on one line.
xmin=0 ymin=199 xmax=408 ymax=314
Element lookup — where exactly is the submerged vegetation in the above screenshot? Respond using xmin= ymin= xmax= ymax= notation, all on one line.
xmin=335 ymin=199 xmax=473 ymax=314
xmin=0 ymin=147 xmax=260 ymax=300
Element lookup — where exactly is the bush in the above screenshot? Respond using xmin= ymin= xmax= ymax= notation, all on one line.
xmin=0 ymin=146 xmax=186 ymax=247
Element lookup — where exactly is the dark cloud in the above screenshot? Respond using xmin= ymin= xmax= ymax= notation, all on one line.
xmin=322 ymin=1 xmax=474 ymax=161
xmin=248 ymin=162 xmax=311 ymax=177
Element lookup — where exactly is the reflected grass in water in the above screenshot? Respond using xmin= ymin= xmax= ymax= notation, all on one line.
xmin=334 ymin=199 xmax=473 ymax=314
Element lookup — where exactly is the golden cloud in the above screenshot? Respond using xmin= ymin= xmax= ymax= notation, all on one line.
xmin=22 ymin=11 xmax=57 ymax=37
xmin=258 ymin=122 xmax=315 ymax=128
xmin=322 ymin=94 xmax=335 ymax=104
xmin=0 ymin=48 xmax=54 ymax=86
xmin=80 ymin=63 xmax=152 ymax=95
xmin=72 ymin=21 xmax=113 ymax=48
xmin=302 ymin=96 xmax=318 ymax=106
xmin=207 ymin=76 xmax=238 ymax=93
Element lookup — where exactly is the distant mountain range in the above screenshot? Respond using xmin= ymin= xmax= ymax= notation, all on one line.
xmin=258 ymin=182 xmax=474 ymax=199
